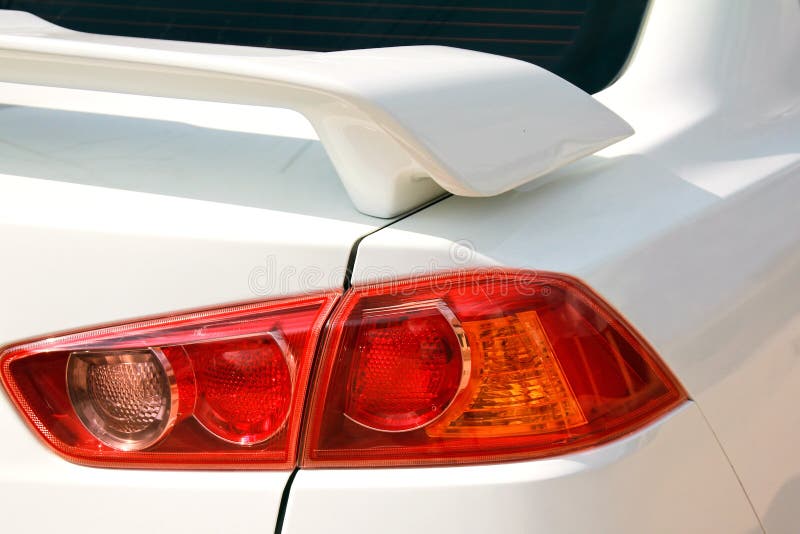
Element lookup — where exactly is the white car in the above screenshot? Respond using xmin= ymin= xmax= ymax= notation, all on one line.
xmin=0 ymin=1 xmax=798 ymax=532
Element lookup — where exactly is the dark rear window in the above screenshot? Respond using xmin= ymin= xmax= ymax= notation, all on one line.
xmin=0 ymin=0 xmax=647 ymax=93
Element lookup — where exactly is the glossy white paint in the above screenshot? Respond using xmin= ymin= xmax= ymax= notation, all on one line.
xmin=0 ymin=173 xmax=376 ymax=341
xmin=0 ymin=115 xmax=379 ymax=526
xmin=0 ymin=390 xmax=290 ymax=533
xmin=0 ymin=0 xmax=796 ymax=533
xmin=283 ymin=404 xmax=760 ymax=534
xmin=0 ymin=81 xmax=318 ymax=140
xmin=353 ymin=163 xmax=800 ymax=532
xmin=0 ymin=11 xmax=632 ymax=217
xmin=595 ymin=5 xmax=800 ymax=529
xmin=0 ymin=83 xmax=376 ymax=226
xmin=0 ymin=20 xmax=399 ymax=525
xmin=348 ymin=0 xmax=800 ymax=531
xmin=596 ymin=0 xmax=800 ymax=200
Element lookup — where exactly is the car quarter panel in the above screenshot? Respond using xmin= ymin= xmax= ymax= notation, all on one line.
xmin=282 ymin=404 xmax=760 ymax=534
xmin=0 ymin=109 xmax=383 ymax=530
xmin=348 ymin=144 xmax=800 ymax=534
xmin=347 ymin=0 xmax=800 ymax=528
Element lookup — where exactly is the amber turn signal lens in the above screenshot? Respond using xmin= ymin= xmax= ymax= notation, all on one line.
xmin=426 ymin=310 xmax=587 ymax=439
xmin=302 ymin=270 xmax=686 ymax=468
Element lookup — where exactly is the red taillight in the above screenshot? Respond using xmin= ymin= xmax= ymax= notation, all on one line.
xmin=302 ymin=271 xmax=686 ymax=467
xmin=0 ymin=270 xmax=686 ymax=469
xmin=343 ymin=301 xmax=468 ymax=432
xmin=0 ymin=293 xmax=338 ymax=469
xmin=188 ymin=335 xmax=294 ymax=445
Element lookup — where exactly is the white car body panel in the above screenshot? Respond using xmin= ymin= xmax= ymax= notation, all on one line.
xmin=0 ymin=393 xmax=291 ymax=533
xmin=285 ymin=404 xmax=760 ymax=534
xmin=352 ymin=163 xmax=799 ymax=533
xmin=0 ymin=93 xmax=381 ymax=530
xmin=0 ymin=0 xmax=798 ymax=532
xmin=347 ymin=0 xmax=800 ymax=531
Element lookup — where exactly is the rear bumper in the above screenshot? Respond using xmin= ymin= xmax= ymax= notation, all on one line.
xmin=282 ymin=402 xmax=761 ymax=534
xmin=0 ymin=390 xmax=291 ymax=534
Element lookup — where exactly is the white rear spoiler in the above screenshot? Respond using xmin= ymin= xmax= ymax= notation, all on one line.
xmin=0 ymin=11 xmax=633 ymax=218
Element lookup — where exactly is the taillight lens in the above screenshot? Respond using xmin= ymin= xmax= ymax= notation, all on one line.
xmin=0 ymin=293 xmax=338 ymax=469
xmin=65 ymin=348 xmax=187 ymax=451
xmin=343 ymin=301 xmax=469 ymax=432
xmin=1 ymin=270 xmax=686 ymax=469
xmin=302 ymin=271 xmax=686 ymax=467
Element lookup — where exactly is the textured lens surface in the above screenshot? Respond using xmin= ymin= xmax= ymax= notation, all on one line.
xmin=190 ymin=336 xmax=293 ymax=445
xmin=87 ymin=361 xmax=164 ymax=434
xmin=427 ymin=310 xmax=587 ymax=437
xmin=345 ymin=307 xmax=464 ymax=431
xmin=0 ymin=293 xmax=338 ymax=468
xmin=66 ymin=349 xmax=174 ymax=451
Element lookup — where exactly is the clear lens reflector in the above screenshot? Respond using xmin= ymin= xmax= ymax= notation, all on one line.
xmin=0 ymin=292 xmax=338 ymax=469
xmin=67 ymin=349 xmax=178 ymax=451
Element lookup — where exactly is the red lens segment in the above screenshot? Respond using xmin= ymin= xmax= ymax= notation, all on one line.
xmin=344 ymin=301 xmax=469 ymax=432
xmin=302 ymin=271 xmax=686 ymax=467
xmin=189 ymin=334 xmax=294 ymax=445
xmin=0 ymin=292 xmax=338 ymax=469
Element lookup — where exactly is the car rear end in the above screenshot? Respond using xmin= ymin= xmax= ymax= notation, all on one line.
xmin=3 ymin=0 xmax=799 ymax=532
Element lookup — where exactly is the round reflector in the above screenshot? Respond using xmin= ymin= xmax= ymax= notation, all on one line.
xmin=190 ymin=333 xmax=294 ymax=445
xmin=344 ymin=301 xmax=469 ymax=432
xmin=66 ymin=349 xmax=178 ymax=451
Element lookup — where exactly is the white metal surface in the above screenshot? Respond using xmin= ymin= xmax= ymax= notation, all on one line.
xmin=0 ymin=48 xmax=393 ymax=529
xmin=596 ymin=0 xmax=800 ymax=199
xmin=283 ymin=404 xmax=760 ymax=534
xmin=596 ymin=4 xmax=800 ymax=530
xmin=353 ymin=161 xmax=800 ymax=533
xmin=0 ymin=147 xmax=378 ymax=531
xmin=0 ymin=390 xmax=290 ymax=533
xmin=0 ymin=10 xmax=632 ymax=217
xmin=0 ymin=172 xmax=375 ymax=343
xmin=0 ymin=82 xmax=376 ymax=226
xmin=349 ymin=0 xmax=800 ymax=531
xmin=0 ymin=0 xmax=797 ymax=532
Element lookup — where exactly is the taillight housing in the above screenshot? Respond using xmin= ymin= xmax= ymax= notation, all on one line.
xmin=0 ymin=293 xmax=338 ymax=469
xmin=302 ymin=271 xmax=686 ymax=467
xmin=1 ymin=270 xmax=686 ymax=470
